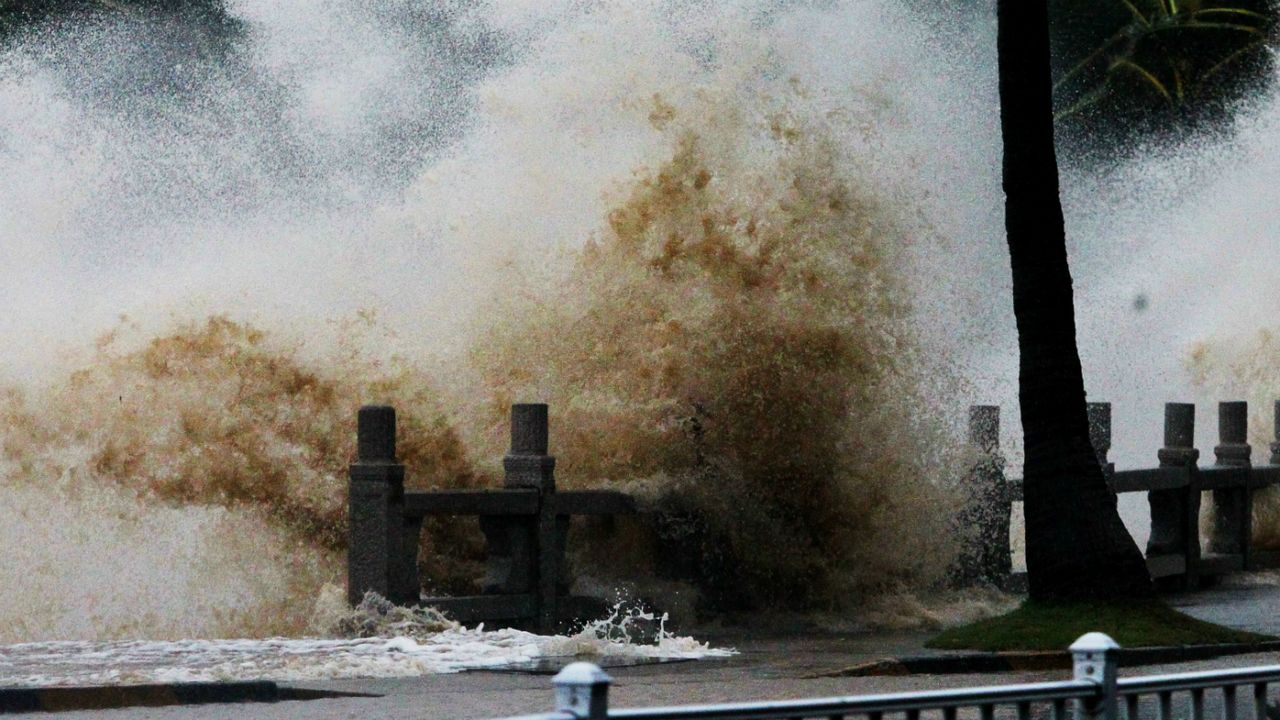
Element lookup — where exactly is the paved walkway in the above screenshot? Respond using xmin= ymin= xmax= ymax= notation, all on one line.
xmin=1168 ymin=571 xmax=1280 ymax=635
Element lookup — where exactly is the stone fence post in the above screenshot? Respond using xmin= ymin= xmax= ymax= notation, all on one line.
xmin=1087 ymin=402 xmax=1113 ymax=479
xmin=1271 ymin=400 xmax=1280 ymax=467
xmin=958 ymin=405 xmax=1010 ymax=586
xmin=1148 ymin=402 xmax=1200 ymax=589
xmin=1210 ymin=401 xmax=1252 ymax=566
xmin=348 ymin=405 xmax=415 ymax=606
xmin=487 ymin=403 xmax=564 ymax=632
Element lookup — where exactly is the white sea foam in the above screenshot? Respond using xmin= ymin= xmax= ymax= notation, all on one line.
xmin=0 ymin=629 xmax=732 ymax=686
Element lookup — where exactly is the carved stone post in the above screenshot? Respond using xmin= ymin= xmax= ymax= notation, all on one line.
xmin=1087 ymin=402 xmax=1113 ymax=480
xmin=1148 ymin=403 xmax=1200 ymax=589
xmin=348 ymin=405 xmax=413 ymax=606
xmin=502 ymin=403 xmax=562 ymax=633
xmin=1210 ymin=401 xmax=1252 ymax=566
xmin=957 ymin=405 xmax=1010 ymax=586
xmin=1271 ymin=400 xmax=1280 ymax=466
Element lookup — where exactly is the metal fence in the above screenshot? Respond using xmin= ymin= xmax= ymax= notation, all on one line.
xmin=502 ymin=634 xmax=1280 ymax=720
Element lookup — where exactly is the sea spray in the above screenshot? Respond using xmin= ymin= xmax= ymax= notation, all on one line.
xmin=0 ymin=479 xmax=338 ymax=642
xmin=0 ymin=316 xmax=493 ymax=639
xmin=318 ymin=591 xmax=737 ymax=665
xmin=1184 ymin=331 xmax=1280 ymax=550
xmin=0 ymin=0 xmax=1022 ymax=640
xmin=463 ymin=98 xmax=962 ymax=609
xmin=0 ymin=316 xmax=482 ymax=539
xmin=1105 ymin=82 xmax=1280 ymax=549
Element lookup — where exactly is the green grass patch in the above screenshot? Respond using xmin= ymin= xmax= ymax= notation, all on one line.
xmin=927 ymin=600 xmax=1273 ymax=652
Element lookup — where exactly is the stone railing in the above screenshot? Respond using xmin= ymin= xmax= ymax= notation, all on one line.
xmin=351 ymin=397 xmax=1280 ymax=625
xmin=968 ymin=400 xmax=1280 ymax=590
xmin=347 ymin=403 xmax=635 ymax=632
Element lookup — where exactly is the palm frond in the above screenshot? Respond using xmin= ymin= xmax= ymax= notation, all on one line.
xmin=1053 ymin=83 xmax=1116 ymax=121
xmin=1190 ymin=7 xmax=1270 ymax=23
xmin=1054 ymin=31 xmax=1132 ymax=91
xmin=1112 ymin=59 xmax=1175 ymax=102
xmin=1148 ymin=20 xmax=1267 ymax=36
xmin=1195 ymin=39 xmax=1267 ymax=87
xmin=1120 ymin=0 xmax=1155 ymax=26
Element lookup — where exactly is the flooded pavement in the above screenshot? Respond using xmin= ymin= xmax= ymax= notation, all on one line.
xmin=7 ymin=576 xmax=1280 ymax=719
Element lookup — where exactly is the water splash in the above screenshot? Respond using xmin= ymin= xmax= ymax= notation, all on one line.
xmin=0 ymin=590 xmax=733 ymax=686
xmin=0 ymin=316 xmax=484 ymax=640
xmin=15 ymin=0 xmax=1274 ymax=641
xmin=0 ymin=0 xmax=1009 ymax=642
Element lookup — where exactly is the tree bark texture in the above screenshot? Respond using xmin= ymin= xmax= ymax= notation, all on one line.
xmin=998 ymin=0 xmax=1153 ymax=600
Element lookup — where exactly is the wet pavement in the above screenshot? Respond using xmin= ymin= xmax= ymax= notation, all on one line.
xmin=1168 ymin=571 xmax=1280 ymax=636
xmin=12 ymin=574 xmax=1280 ymax=719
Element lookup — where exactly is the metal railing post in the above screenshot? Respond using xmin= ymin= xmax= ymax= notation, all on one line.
xmin=554 ymin=662 xmax=612 ymax=720
xmin=1071 ymin=632 xmax=1119 ymax=720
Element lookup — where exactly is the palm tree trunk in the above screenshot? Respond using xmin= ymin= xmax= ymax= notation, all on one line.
xmin=998 ymin=0 xmax=1153 ymax=600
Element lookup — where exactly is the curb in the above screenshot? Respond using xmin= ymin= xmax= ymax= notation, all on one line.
xmin=820 ymin=641 xmax=1280 ymax=677
xmin=0 ymin=681 xmax=375 ymax=713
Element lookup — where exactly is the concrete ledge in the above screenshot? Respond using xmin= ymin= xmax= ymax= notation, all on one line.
xmin=0 ymin=681 xmax=375 ymax=713
xmin=820 ymin=641 xmax=1280 ymax=677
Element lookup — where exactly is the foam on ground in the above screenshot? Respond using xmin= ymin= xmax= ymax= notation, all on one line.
xmin=0 ymin=628 xmax=732 ymax=687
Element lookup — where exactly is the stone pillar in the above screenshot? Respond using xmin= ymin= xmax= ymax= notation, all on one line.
xmin=348 ymin=405 xmax=411 ymax=606
xmin=502 ymin=403 xmax=561 ymax=632
xmin=1271 ymin=400 xmax=1280 ymax=466
xmin=1210 ymin=401 xmax=1252 ymax=565
xmin=956 ymin=405 xmax=1010 ymax=586
xmin=969 ymin=405 xmax=1001 ymax=453
xmin=1148 ymin=402 xmax=1200 ymax=588
xmin=1087 ymin=402 xmax=1113 ymax=480
xmin=505 ymin=404 xmax=555 ymax=489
